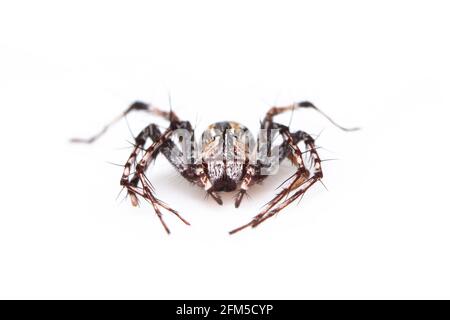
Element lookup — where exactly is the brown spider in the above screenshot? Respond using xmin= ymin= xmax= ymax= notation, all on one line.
xmin=72 ymin=101 xmax=358 ymax=234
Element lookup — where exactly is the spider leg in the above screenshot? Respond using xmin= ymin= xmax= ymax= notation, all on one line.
xmin=70 ymin=101 xmax=180 ymax=144
xmin=263 ymin=101 xmax=359 ymax=132
xmin=231 ymin=99 xmax=353 ymax=233
xmin=234 ymin=121 xmax=309 ymax=208
xmin=251 ymin=131 xmax=323 ymax=228
xmin=230 ymin=125 xmax=310 ymax=234
xmin=121 ymin=127 xmax=192 ymax=234
xmin=128 ymin=118 xmax=222 ymax=205
xmin=129 ymin=122 xmax=199 ymax=187
xmin=122 ymin=118 xmax=220 ymax=231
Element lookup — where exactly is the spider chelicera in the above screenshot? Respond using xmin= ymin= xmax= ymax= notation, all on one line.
xmin=72 ymin=101 xmax=358 ymax=234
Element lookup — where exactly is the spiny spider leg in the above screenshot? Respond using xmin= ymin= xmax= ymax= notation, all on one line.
xmin=229 ymin=102 xmax=357 ymax=233
xmin=229 ymin=126 xmax=310 ymax=234
xmin=234 ymin=118 xmax=303 ymax=208
xmin=129 ymin=123 xmax=194 ymax=187
xmin=126 ymin=185 xmax=190 ymax=233
xmin=233 ymin=102 xmax=315 ymax=208
xmin=70 ymin=101 xmax=179 ymax=144
xmin=73 ymin=98 xmax=223 ymax=232
xmin=130 ymin=119 xmax=223 ymax=205
xmin=122 ymin=121 xmax=220 ymax=232
xmin=121 ymin=128 xmax=191 ymax=234
xmin=251 ymin=132 xmax=322 ymax=228
xmin=229 ymin=130 xmax=321 ymax=234
xmin=264 ymin=101 xmax=360 ymax=132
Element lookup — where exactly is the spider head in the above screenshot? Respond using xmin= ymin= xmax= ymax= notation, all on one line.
xmin=201 ymin=121 xmax=255 ymax=192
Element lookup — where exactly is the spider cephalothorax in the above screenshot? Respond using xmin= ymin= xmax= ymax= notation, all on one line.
xmin=72 ymin=100 xmax=357 ymax=234
xmin=200 ymin=121 xmax=254 ymax=193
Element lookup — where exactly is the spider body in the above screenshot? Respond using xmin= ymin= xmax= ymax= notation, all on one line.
xmin=72 ymin=100 xmax=357 ymax=234
xmin=201 ymin=121 xmax=253 ymax=192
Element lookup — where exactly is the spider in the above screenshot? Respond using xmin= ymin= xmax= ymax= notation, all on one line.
xmin=72 ymin=100 xmax=358 ymax=234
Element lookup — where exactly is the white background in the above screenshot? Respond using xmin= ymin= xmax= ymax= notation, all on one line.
xmin=0 ymin=0 xmax=449 ymax=299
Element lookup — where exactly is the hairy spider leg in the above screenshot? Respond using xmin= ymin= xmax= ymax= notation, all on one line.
xmin=120 ymin=127 xmax=190 ymax=233
xmin=128 ymin=123 xmax=199 ymax=187
xmin=70 ymin=101 xmax=180 ymax=144
xmin=229 ymin=124 xmax=310 ymax=234
xmin=132 ymin=122 xmax=224 ymax=205
xmin=230 ymin=101 xmax=357 ymax=233
xmin=250 ymin=131 xmax=323 ymax=228
xmin=263 ymin=101 xmax=359 ymax=132
xmin=234 ymin=122 xmax=309 ymax=208
xmin=72 ymin=100 xmax=222 ymax=231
